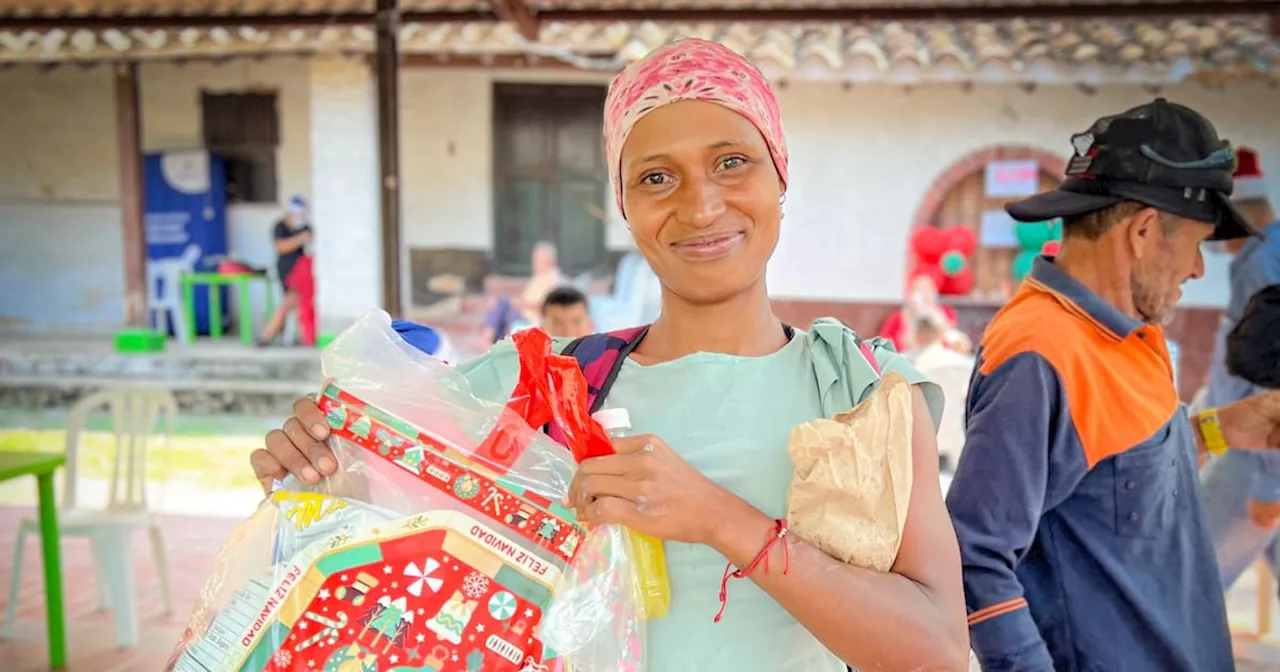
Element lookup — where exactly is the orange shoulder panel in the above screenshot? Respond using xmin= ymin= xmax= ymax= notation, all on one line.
xmin=979 ymin=286 xmax=1179 ymax=469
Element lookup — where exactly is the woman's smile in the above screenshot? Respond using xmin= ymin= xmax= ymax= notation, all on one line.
xmin=670 ymin=231 xmax=745 ymax=261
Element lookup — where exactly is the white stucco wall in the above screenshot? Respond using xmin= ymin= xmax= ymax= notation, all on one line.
xmin=399 ymin=69 xmax=1280 ymax=308
xmin=4 ymin=60 xmax=1277 ymax=334
xmin=0 ymin=67 xmax=122 ymax=331
xmin=771 ymin=80 xmax=1280 ymax=307
xmin=0 ymin=58 xmax=313 ymax=333
xmin=308 ymin=57 xmax=382 ymax=333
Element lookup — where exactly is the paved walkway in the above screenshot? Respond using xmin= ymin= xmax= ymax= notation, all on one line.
xmin=0 ymin=507 xmax=236 ymax=671
xmin=1 ymin=504 xmax=1279 ymax=671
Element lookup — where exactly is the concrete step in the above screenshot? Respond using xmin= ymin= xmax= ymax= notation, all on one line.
xmin=0 ymin=374 xmax=312 ymax=416
xmin=0 ymin=345 xmax=320 ymax=383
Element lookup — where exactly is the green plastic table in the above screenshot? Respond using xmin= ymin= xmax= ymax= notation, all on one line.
xmin=0 ymin=452 xmax=66 ymax=669
xmin=180 ymin=272 xmax=275 ymax=346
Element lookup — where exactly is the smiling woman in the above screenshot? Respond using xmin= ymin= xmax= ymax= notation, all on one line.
xmin=252 ymin=38 xmax=969 ymax=672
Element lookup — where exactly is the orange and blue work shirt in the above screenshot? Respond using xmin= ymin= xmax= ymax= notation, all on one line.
xmin=946 ymin=257 xmax=1232 ymax=671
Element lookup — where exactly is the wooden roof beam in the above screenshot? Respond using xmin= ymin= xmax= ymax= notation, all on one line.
xmin=0 ymin=11 xmax=485 ymax=30
xmin=492 ymin=0 xmax=539 ymax=41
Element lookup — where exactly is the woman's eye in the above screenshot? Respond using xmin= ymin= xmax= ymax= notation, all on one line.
xmin=719 ymin=156 xmax=747 ymax=170
xmin=640 ymin=173 xmax=668 ymax=186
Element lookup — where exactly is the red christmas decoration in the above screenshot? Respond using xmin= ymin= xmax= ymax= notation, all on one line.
xmin=1041 ymin=240 xmax=1061 ymax=257
xmin=1234 ymin=146 xmax=1268 ymax=200
xmin=943 ymin=226 xmax=978 ymax=256
xmin=939 ymin=267 xmax=974 ymax=295
xmin=910 ymin=226 xmax=948 ymax=264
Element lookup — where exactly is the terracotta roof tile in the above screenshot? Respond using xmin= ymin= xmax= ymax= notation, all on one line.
xmin=0 ymin=14 xmax=1275 ymax=85
xmin=1 ymin=0 xmax=1270 ymax=18
xmin=0 ymin=0 xmax=495 ymax=17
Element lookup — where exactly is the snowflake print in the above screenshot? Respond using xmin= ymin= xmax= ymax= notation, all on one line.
xmin=462 ymin=571 xmax=490 ymax=599
xmin=272 ymin=649 xmax=292 ymax=667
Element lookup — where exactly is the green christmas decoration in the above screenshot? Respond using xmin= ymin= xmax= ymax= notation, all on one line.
xmin=1012 ymin=249 xmax=1039 ymax=282
xmin=940 ymin=250 xmax=967 ymax=277
xmin=325 ymin=406 xmax=348 ymax=430
xmin=466 ymin=648 xmax=485 ymax=672
xmin=348 ymin=415 xmax=372 ymax=438
xmin=1015 ymin=220 xmax=1058 ymax=251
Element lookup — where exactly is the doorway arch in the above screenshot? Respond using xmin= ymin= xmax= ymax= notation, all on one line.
xmin=911 ymin=145 xmax=1067 ymax=300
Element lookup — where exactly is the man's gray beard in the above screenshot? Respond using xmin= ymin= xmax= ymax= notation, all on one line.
xmin=1132 ymin=278 xmax=1176 ymax=327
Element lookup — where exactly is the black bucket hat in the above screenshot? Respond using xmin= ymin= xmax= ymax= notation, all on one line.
xmin=1006 ymin=98 xmax=1261 ymax=241
xmin=1227 ymin=284 xmax=1280 ymax=389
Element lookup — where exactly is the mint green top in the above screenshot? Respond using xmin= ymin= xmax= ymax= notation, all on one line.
xmin=458 ymin=318 xmax=942 ymax=671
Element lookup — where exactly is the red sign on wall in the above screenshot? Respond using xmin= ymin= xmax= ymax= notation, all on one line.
xmin=984 ymin=160 xmax=1040 ymax=198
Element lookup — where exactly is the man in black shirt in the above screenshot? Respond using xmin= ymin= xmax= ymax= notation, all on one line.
xmin=257 ymin=195 xmax=312 ymax=346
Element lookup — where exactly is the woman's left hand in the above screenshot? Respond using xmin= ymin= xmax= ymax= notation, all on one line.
xmin=568 ymin=433 xmax=733 ymax=545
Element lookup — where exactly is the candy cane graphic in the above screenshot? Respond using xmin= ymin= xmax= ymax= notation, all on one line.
xmin=519 ymin=656 xmax=550 ymax=672
xmin=294 ymin=611 xmax=348 ymax=652
xmin=481 ymin=488 xmax=506 ymax=517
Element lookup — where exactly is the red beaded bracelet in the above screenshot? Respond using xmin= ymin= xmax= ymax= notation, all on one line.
xmin=715 ymin=518 xmax=791 ymax=623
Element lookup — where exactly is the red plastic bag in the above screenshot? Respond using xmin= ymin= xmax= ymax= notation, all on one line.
xmin=475 ymin=328 xmax=616 ymax=471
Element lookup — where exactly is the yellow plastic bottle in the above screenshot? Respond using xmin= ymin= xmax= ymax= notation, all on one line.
xmin=593 ymin=407 xmax=671 ymax=620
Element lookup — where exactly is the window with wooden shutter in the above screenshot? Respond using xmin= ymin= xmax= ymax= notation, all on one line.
xmin=201 ymin=91 xmax=279 ymax=203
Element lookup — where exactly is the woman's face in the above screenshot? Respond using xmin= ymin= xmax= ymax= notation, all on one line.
xmin=619 ymin=100 xmax=783 ymax=305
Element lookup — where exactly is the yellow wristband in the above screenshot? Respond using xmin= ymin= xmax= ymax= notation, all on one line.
xmin=1198 ymin=408 xmax=1229 ymax=456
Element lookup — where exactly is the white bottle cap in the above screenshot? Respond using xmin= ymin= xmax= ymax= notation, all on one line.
xmin=592 ymin=408 xmax=632 ymax=432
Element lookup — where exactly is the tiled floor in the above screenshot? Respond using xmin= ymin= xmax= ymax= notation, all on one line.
xmin=0 ymin=507 xmax=237 ymax=671
xmin=1 ymin=505 xmax=1279 ymax=671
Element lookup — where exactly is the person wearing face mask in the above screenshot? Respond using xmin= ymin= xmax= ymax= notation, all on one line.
xmin=248 ymin=38 xmax=971 ymax=672
xmin=1197 ymin=147 xmax=1280 ymax=595
xmin=945 ymin=101 xmax=1280 ymax=672
xmin=257 ymin=195 xmax=312 ymax=346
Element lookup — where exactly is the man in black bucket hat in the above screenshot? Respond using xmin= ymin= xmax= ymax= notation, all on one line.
xmin=1006 ymin=98 xmax=1259 ymax=242
xmin=947 ymin=99 xmax=1280 ymax=672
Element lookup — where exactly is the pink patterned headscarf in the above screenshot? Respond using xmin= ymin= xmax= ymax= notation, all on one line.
xmin=604 ymin=38 xmax=789 ymax=217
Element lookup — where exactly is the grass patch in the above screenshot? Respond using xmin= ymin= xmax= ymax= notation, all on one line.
xmin=0 ymin=427 xmax=263 ymax=492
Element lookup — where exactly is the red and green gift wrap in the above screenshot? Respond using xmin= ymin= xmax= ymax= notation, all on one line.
xmin=236 ymin=383 xmax=600 ymax=672
xmin=220 ymin=329 xmax=645 ymax=672
xmin=317 ymin=385 xmax=586 ymax=565
xmin=248 ymin=513 xmax=557 ymax=672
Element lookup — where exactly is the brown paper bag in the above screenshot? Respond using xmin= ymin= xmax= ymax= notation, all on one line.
xmin=786 ymin=372 xmax=914 ymax=572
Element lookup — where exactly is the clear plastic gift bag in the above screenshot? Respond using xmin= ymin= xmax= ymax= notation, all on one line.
xmin=167 ymin=311 xmax=644 ymax=672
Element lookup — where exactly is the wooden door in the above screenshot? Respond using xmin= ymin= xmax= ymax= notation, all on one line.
xmin=492 ymin=83 xmax=608 ymax=276
xmin=928 ymin=167 xmax=1061 ymax=301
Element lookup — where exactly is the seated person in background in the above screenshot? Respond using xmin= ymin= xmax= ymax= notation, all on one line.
xmin=480 ymin=241 xmax=565 ymax=345
xmin=909 ymin=311 xmax=975 ymax=474
xmin=540 ymin=286 xmax=594 ymax=340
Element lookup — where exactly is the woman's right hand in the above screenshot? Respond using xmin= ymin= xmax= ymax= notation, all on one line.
xmin=250 ymin=397 xmax=338 ymax=493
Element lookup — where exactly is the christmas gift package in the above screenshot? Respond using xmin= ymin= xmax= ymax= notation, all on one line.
xmin=168 ymin=312 xmax=644 ymax=672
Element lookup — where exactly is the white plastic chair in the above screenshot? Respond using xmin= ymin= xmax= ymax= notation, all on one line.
xmin=148 ymin=243 xmax=201 ymax=341
xmin=2 ymin=387 xmax=177 ymax=649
